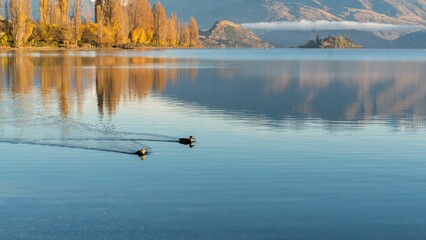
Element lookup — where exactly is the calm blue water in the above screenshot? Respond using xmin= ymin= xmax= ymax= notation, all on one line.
xmin=1 ymin=49 xmax=426 ymax=240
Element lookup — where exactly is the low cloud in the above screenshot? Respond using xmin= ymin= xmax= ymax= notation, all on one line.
xmin=241 ymin=20 xmax=425 ymax=31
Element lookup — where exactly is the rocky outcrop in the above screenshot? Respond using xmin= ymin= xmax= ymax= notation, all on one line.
xmin=200 ymin=20 xmax=273 ymax=48
xmin=301 ymin=35 xmax=362 ymax=48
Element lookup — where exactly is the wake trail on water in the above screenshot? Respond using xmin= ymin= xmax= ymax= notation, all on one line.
xmin=0 ymin=137 xmax=139 ymax=155
xmin=0 ymin=109 xmax=179 ymax=155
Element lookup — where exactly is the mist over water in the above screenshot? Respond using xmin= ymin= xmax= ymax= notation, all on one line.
xmin=241 ymin=20 xmax=425 ymax=31
xmin=1 ymin=49 xmax=426 ymax=240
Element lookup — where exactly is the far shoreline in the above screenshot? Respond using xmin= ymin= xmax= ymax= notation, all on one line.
xmin=0 ymin=45 xmax=202 ymax=50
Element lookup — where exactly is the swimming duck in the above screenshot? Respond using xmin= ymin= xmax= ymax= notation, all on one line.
xmin=178 ymin=136 xmax=195 ymax=145
xmin=135 ymin=148 xmax=146 ymax=156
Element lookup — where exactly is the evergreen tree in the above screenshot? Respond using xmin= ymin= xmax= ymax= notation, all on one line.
xmin=315 ymin=34 xmax=321 ymax=47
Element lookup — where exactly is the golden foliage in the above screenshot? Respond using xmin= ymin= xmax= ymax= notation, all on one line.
xmin=5 ymin=0 xmax=200 ymax=48
xmin=153 ymin=2 xmax=167 ymax=46
xmin=10 ymin=0 xmax=28 ymax=47
xmin=0 ymin=33 xmax=11 ymax=46
xmin=80 ymin=23 xmax=98 ymax=45
xmin=189 ymin=17 xmax=199 ymax=47
xmin=39 ymin=0 xmax=49 ymax=23
xmin=30 ymin=23 xmax=59 ymax=45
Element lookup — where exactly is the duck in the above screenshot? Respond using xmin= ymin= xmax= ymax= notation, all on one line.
xmin=178 ymin=136 xmax=195 ymax=145
xmin=135 ymin=148 xmax=146 ymax=156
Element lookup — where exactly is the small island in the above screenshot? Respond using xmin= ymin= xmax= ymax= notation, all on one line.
xmin=301 ymin=35 xmax=362 ymax=49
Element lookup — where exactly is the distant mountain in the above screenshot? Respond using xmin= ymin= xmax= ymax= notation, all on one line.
xmin=4 ymin=1 xmax=426 ymax=30
xmin=158 ymin=0 xmax=426 ymax=29
xmin=261 ymin=30 xmax=394 ymax=48
xmin=200 ymin=20 xmax=272 ymax=48
xmin=393 ymin=31 xmax=426 ymax=48
xmin=301 ymin=35 xmax=362 ymax=48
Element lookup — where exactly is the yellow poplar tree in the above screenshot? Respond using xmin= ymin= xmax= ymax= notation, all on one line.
xmin=96 ymin=5 xmax=104 ymax=45
xmin=179 ymin=22 xmax=190 ymax=48
xmin=189 ymin=16 xmax=199 ymax=47
xmin=167 ymin=13 xmax=178 ymax=47
xmin=39 ymin=0 xmax=49 ymax=23
xmin=95 ymin=0 xmax=102 ymax=23
xmin=58 ymin=0 xmax=69 ymax=25
xmin=24 ymin=0 xmax=33 ymax=42
xmin=129 ymin=0 xmax=153 ymax=44
xmin=72 ymin=0 xmax=81 ymax=44
xmin=153 ymin=2 xmax=167 ymax=46
xmin=10 ymin=0 xmax=28 ymax=47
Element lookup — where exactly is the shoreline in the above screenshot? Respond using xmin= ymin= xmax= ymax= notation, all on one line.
xmin=0 ymin=45 xmax=202 ymax=51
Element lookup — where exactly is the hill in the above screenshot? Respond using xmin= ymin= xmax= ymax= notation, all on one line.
xmin=301 ymin=35 xmax=362 ymax=48
xmin=393 ymin=31 xmax=426 ymax=48
xmin=200 ymin=20 xmax=273 ymax=48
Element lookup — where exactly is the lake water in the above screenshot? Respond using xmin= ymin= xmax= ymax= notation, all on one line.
xmin=1 ymin=49 xmax=426 ymax=240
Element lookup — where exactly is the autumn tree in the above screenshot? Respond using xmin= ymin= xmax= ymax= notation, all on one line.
xmin=96 ymin=4 xmax=104 ymax=45
xmin=179 ymin=22 xmax=190 ymax=48
xmin=58 ymin=0 xmax=69 ymax=25
xmin=71 ymin=0 xmax=81 ymax=44
xmin=166 ymin=13 xmax=178 ymax=46
xmin=47 ymin=1 xmax=56 ymax=24
xmin=83 ymin=4 xmax=91 ymax=23
xmin=114 ymin=1 xmax=128 ymax=45
xmin=24 ymin=0 xmax=33 ymax=42
xmin=189 ymin=16 xmax=199 ymax=47
xmin=10 ymin=0 xmax=28 ymax=47
xmin=39 ymin=0 xmax=49 ymax=23
xmin=129 ymin=0 xmax=153 ymax=44
xmin=129 ymin=0 xmax=142 ymax=30
xmin=153 ymin=2 xmax=167 ymax=46
xmin=7 ymin=0 xmax=199 ymax=48
xmin=25 ymin=0 xmax=31 ymax=18
xmin=96 ymin=0 xmax=128 ymax=45
xmin=95 ymin=0 xmax=102 ymax=23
